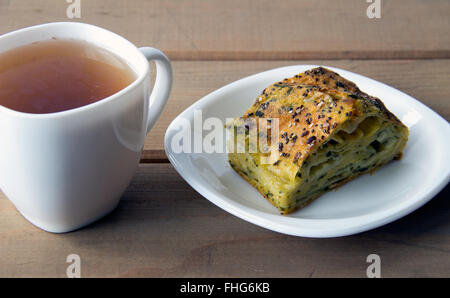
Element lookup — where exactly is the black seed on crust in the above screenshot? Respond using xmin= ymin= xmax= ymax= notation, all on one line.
xmin=306 ymin=136 xmax=317 ymax=144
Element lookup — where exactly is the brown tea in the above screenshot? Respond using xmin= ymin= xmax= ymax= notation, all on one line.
xmin=0 ymin=38 xmax=137 ymax=114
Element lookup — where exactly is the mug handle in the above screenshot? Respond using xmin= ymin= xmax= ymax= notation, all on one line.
xmin=138 ymin=47 xmax=173 ymax=134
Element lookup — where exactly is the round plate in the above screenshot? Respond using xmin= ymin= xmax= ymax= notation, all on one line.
xmin=164 ymin=65 xmax=450 ymax=238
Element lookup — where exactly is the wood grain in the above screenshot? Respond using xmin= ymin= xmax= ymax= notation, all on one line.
xmin=0 ymin=164 xmax=448 ymax=277
xmin=0 ymin=0 xmax=449 ymax=60
xmin=144 ymin=59 xmax=450 ymax=155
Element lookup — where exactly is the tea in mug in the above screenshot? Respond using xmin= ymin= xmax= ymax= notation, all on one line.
xmin=0 ymin=38 xmax=137 ymax=114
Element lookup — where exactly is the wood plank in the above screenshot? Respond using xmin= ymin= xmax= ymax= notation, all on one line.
xmin=0 ymin=164 xmax=448 ymax=277
xmin=0 ymin=0 xmax=449 ymax=60
xmin=144 ymin=59 xmax=450 ymax=157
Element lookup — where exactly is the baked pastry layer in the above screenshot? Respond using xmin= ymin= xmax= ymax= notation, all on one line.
xmin=227 ymin=67 xmax=409 ymax=214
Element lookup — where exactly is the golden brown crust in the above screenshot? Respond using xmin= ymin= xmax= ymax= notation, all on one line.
xmin=239 ymin=67 xmax=406 ymax=180
xmin=287 ymin=67 xmax=402 ymax=124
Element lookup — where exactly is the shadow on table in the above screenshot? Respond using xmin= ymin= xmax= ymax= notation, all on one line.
xmin=365 ymin=183 xmax=449 ymax=235
xmin=70 ymin=178 xmax=449 ymax=277
xmin=89 ymin=179 xmax=450 ymax=238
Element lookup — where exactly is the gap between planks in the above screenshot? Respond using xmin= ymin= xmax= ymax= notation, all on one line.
xmin=165 ymin=50 xmax=450 ymax=61
xmin=141 ymin=150 xmax=168 ymax=163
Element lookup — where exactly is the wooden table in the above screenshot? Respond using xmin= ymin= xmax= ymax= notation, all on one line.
xmin=0 ymin=0 xmax=449 ymax=277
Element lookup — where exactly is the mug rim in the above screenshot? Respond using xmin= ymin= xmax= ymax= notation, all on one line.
xmin=0 ymin=22 xmax=149 ymax=119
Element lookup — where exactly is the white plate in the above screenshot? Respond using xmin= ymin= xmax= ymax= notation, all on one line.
xmin=164 ymin=65 xmax=450 ymax=238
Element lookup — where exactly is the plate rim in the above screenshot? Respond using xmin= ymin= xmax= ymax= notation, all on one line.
xmin=164 ymin=64 xmax=450 ymax=238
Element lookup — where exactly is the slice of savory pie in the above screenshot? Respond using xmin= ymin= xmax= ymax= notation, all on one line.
xmin=227 ymin=67 xmax=409 ymax=214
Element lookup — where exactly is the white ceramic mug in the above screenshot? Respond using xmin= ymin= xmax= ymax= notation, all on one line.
xmin=0 ymin=22 xmax=172 ymax=233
